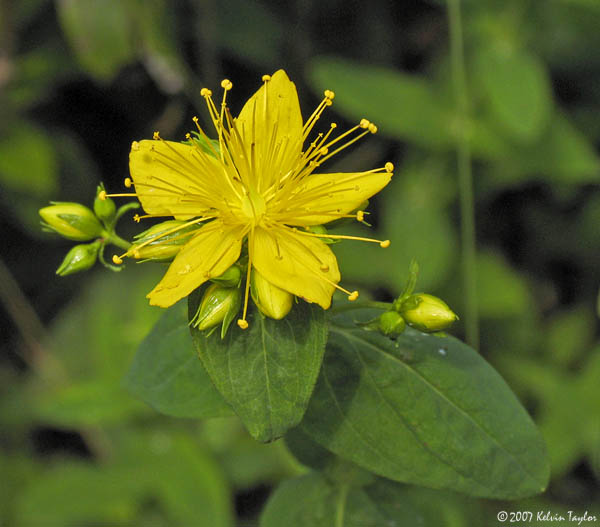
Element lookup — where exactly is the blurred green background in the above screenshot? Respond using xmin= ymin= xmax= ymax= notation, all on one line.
xmin=1 ymin=0 xmax=599 ymax=525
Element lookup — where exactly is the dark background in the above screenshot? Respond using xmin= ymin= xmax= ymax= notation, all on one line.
xmin=1 ymin=0 xmax=599 ymax=525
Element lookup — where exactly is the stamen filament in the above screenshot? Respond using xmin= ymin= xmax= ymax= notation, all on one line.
xmin=293 ymin=228 xmax=390 ymax=247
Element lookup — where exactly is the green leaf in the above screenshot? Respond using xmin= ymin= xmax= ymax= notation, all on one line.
xmin=56 ymin=0 xmax=136 ymax=81
xmin=216 ymin=0 xmax=285 ymax=67
xmin=475 ymin=48 xmax=553 ymax=143
xmin=124 ymin=301 xmax=233 ymax=419
xmin=14 ymin=431 xmax=234 ymax=527
xmin=34 ymin=380 xmax=149 ymax=427
xmin=14 ymin=462 xmax=146 ymax=526
xmin=300 ymin=309 xmax=549 ymax=499
xmin=136 ymin=0 xmax=186 ymax=94
xmin=0 ymin=122 xmax=58 ymax=197
xmin=284 ymin=426 xmax=334 ymax=471
xmin=189 ymin=294 xmax=328 ymax=442
xmin=487 ymin=112 xmax=600 ymax=185
xmin=115 ymin=431 xmax=234 ymax=527
xmin=476 ymin=250 xmax=535 ymax=319
xmin=261 ymin=472 xmax=481 ymax=527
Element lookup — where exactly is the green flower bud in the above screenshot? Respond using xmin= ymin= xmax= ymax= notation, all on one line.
xmin=130 ymin=220 xmax=199 ymax=262
xmin=251 ymin=269 xmax=293 ymax=320
xmin=399 ymin=293 xmax=458 ymax=332
xmin=40 ymin=203 xmax=104 ymax=241
xmin=378 ymin=311 xmax=406 ymax=337
xmin=210 ymin=265 xmax=242 ymax=287
xmin=93 ymin=184 xmax=116 ymax=223
xmin=56 ymin=242 xmax=100 ymax=276
xmin=192 ymin=283 xmax=241 ymax=335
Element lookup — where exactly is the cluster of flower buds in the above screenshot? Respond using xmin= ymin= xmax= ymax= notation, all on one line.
xmin=191 ymin=263 xmax=296 ymax=338
xmin=371 ymin=260 xmax=458 ymax=337
xmin=39 ymin=184 xmax=139 ymax=276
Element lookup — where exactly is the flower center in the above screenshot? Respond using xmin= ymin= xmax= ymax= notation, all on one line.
xmin=240 ymin=189 xmax=267 ymax=225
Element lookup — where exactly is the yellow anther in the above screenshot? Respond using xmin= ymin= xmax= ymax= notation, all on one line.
xmin=237 ymin=319 xmax=249 ymax=330
xmin=324 ymin=89 xmax=335 ymax=100
xmin=124 ymin=178 xmax=132 ymax=188
xmin=325 ymin=99 xmax=333 ymax=106
xmin=133 ymin=214 xmax=141 ymax=223
xmin=185 ymin=132 xmax=191 ymax=139
xmin=153 ymin=131 xmax=160 ymax=140
xmin=385 ymin=162 xmax=394 ymax=173
xmin=380 ymin=240 xmax=391 ymax=248
xmin=192 ymin=116 xmax=199 ymax=122
xmin=368 ymin=123 xmax=378 ymax=134
xmin=98 ymin=190 xmax=107 ymax=200
xmin=112 ymin=255 xmax=123 ymax=265
xmin=348 ymin=291 xmax=359 ymax=301
xmin=356 ymin=210 xmax=365 ymax=222
xmin=320 ymin=264 xmax=330 ymax=272
xmin=359 ymin=119 xmax=370 ymax=129
xmin=319 ymin=147 xmax=329 ymax=156
xmin=221 ymin=79 xmax=233 ymax=90
xmin=331 ymin=123 xmax=337 ymax=129
xmin=200 ymin=88 xmax=212 ymax=97
xmin=262 ymin=74 xmax=271 ymax=82
xmin=131 ymin=141 xmax=140 ymax=151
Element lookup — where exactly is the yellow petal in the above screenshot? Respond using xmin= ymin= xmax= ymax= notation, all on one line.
xmin=252 ymin=226 xmax=340 ymax=309
xmin=234 ymin=70 xmax=303 ymax=189
xmin=147 ymin=221 xmax=246 ymax=307
xmin=129 ymin=139 xmax=237 ymax=219
xmin=284 ymin=171 xmax=392 ymax=226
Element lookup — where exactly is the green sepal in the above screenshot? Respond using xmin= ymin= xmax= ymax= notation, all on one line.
xmin=185 ymin=131 xmax=220 ymax=158
xmin=393 ymin=259 xmax=419 ymax=309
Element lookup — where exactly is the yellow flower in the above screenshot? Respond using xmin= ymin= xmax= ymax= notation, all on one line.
xmin=103 ymin=70 xmax=393 ymax=329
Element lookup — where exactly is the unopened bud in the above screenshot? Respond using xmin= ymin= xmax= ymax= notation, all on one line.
xmin=210 ymin=265 xmax=242 ymax=287
xmin=39 ymin=203 xmax=104 ymax=241
xmin=399 ymin=293 xmax=458 ymax=332
xmin=93 ymin=184 xmax=116 ymax=223
xmin=378 ymin=311 xmax=406 ymax=337
xmin=130 ymin=220 xmax=199 ymax=262
xmin=56 ymin=242 xmax=100 ymax=276
xmin=192 ymin=283 xmax=241 ymax=334
xmin=251 ymin=269 xmax=293 ymax=320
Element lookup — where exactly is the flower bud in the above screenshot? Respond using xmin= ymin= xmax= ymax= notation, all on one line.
xmin=251 ymin=269 xmax=293 ymax=320
xmin=378 ymin=311 xmax=406 ymax=337
xmin=40 ymin=203 xmax=104 ymax=241
xmin=130 ymin=220 xmax=199 ymax=262
xmin=210 ymin=265 xmax=242 ymax=287
xmin=399 ymin=293 xmax=458 ymax=332
xmin=192 ymin=283 xmax=241 ymax=334
xmin=56 ymin=242 xmax=100 ymax=276
xmin=93 ymin=184 xmax=116 ymax=223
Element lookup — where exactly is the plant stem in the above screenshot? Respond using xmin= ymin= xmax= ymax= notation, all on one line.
xmin=106 ymin=233 xmax=131 ymax=251
xmin=447 ymin=0 xmax=479 ymax=349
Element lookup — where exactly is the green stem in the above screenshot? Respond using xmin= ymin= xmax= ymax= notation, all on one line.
xmin=105 ymin=232 xmax=131 ymax=251
xmin=447 ymin=0 xmax=479 ymax=349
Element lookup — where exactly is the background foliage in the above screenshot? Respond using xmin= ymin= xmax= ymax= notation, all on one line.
xmin=1 ymin=0 xmax=599 ymax=525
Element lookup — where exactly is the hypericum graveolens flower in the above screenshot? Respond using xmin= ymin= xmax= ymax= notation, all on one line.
xmin=102 ymin=70 xmax=393 ymax=329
